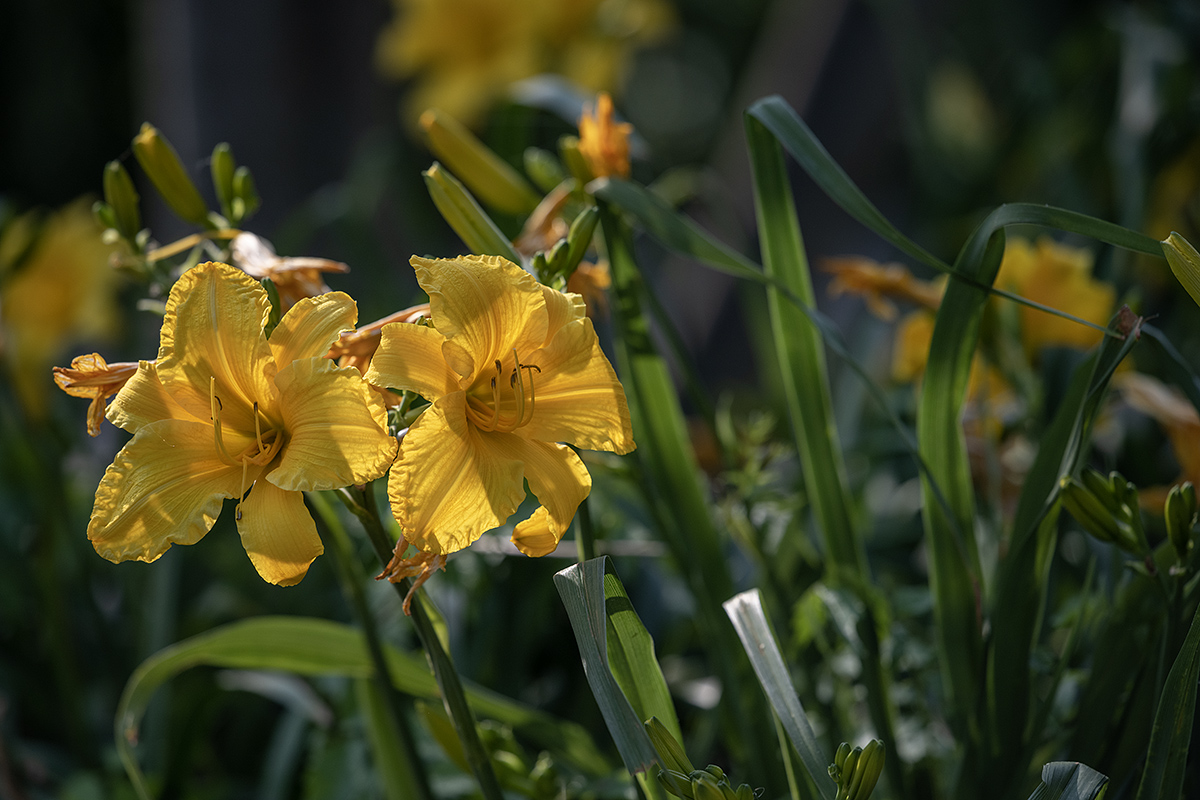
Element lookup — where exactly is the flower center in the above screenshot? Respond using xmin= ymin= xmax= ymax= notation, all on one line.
xmin=210 ymin=377 xmax=285 ymax=519
xmin=465 ymin=349 xmax=541 ymax=433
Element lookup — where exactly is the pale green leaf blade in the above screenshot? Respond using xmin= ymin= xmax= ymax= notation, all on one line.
xmin=1027 ymin=762 xmax=1109 ymax=800
xmin=723 ymin=590 xmax=834 ymax=800
xmin=554 ymin=558 xmax=661 ymax=774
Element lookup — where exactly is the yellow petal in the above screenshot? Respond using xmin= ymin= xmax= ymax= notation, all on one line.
xmin=522 ymin=317 xmax=634 ymax=453
xmin=88 ymin=419 xmax=256 ymax=564
xmin=388 ymin=393 xmax=526 ymax=554
xmin=236 ymin=479 xmax=323 ymax=586
xmin=509 ymin=439 xmax=591 ymax=557
xmin=269 ymin=291 xmax=359 ymax=367
xmin=156 ymin=262 xmax=276 ymax=432
xmin=541 ymin=284 xmax=587 ymax=338
xmin=107 ymin=361 xmax=205 ymax=432
xmin=411 ymin=254 xmax=547 ymax=379
xmin=364 ymin=320 xmax=459 ymax=401
xmin=269 ymin=358 xmax=398 ymax=491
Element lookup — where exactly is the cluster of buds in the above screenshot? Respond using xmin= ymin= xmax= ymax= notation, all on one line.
xmin=828 ymin=740 xmax=885 ymax=800
xmin=645 ymin=718 xmax=757 ymax=800
xmin=1059 ymin=469 xmax=1149 ymax=557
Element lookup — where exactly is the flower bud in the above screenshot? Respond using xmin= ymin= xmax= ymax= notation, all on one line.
xmin=420 ymin=109 xmax=540 ymax=215
xmin=1165 ymin=482 xmax=1196 ymax=563
xmin=561 ymin=205 xmax=600 ymax=278
xmin=657 ymin=769 xmax=695 ymax=800
xmin=524 ymin=147 xmax=567 ymax=193
xmin=689 ymin=770 xmax=727 ymax=800
xmin=558 ymin=135 xmax=594 ymax=184
xmin=645 ymin=717 xmax=695 ymax=775
xmin=1163 ymin=232 xmax=1200 ymax=309
xmin=132 ymin=123 xmax=210 ymax=226
xmin=232 ymin=166 xmax=260 ymax=222
xmin=845 ymin=740 xmax=884 ymax=800
xmin=211 ymin=143 xmax=236 ymax=220
xmin=422 ymin=162 xmax=523 ymax=264
xmin=103 ymin=160 xmax=141 ymax=241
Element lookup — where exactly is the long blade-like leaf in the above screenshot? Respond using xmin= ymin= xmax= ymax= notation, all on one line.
xmin=115 ymin=616 xmax=609 ymax=799
xmin=1027 ymin=762 xmax=1109 ymax=800
xmin=1135 ymin=602 xmax=1200 ymax=800
xmin=724 ymin=590 xmax=835 ymax=800
xmin=553 ymin=557 xmax=661 ymax=774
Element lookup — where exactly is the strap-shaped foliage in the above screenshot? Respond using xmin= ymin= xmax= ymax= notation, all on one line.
xmin=554 ymin=557 xmax=680 ymax=776
xmin=115 ymin=616 xmax=609 ymax=799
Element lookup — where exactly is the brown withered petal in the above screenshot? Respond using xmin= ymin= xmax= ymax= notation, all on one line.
xmin=53 ymin=353 xmax=140 ymax=437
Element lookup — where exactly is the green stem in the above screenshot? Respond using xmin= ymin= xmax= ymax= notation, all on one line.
xmin=308 ymin=491 xmax=433 ymax=800
xmin=576 ymin=493 xmax=596 ymax=563
xmin=335 ymin=484 xmax=506 ymax=800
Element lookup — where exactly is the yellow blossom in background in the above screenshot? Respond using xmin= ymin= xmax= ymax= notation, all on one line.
xmin=0 ymin=199 xmax=119 ymax=414
xmin=53 ymin=353 xmax=139 ymax=437
xmin=229 ymin=232 xmax=350 ymax=310
xmin=994 ymin=236 xmax=1115 ymax=355
xmin=376 ymin=0 xmax=673 ymax=128
xmin=567 ymin=260 xmax=612 ymax=318
xmin=578 ymin=92 xmax=632 ymax=179
xmin=89 ymin=262 xmax=397 ymax=585
xmin=823 ymin=256 xmax=943 ymax=322
xmin=365 ymin=254 xmax=633 ymax=605
xmin=1115 ymin=371 xmax=1200 ymax=509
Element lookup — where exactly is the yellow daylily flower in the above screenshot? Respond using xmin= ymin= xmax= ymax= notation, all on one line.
xmin=822 ymin=256 xmax=944 ymax=322
xmin=53 ymin=353 xmax=139 ymax=437
xmin=89 ymin=261 xmax=397 ymax=585
xmin=578 ymin=92 xmax=632 ymax=179
xmin=376 ymin=0 xmax=672 ymax=128
xmin=365 ymin=254 xmax=634 ymax=592
xmin=994 ymin=236 xmax=1115 ymax=355
xmin=229 ymin=231 xmax=350 ymax=311
xmin=0 ymin=198 xmax=119 ymax=415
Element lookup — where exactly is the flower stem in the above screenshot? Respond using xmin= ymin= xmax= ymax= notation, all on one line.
xmin=576 ymin=493 xmax=596 ymax=563
xmin=307 ymin=490 xmax=433 ymax=800
xmin=336 ymin=483 xmax=506 ymax=800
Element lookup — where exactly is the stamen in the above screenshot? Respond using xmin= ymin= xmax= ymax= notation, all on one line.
xmin=210 ymin=377 xmax=239 ymax=467
xmin=253 ymin=401 xmax=266 ymax=453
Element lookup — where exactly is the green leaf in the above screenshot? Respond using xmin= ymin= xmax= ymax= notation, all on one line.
xmin=1135 ymin=602 xmax=1200 ymax=800
xmin=1026 ymin=762 xmax=1109 ymax=800
xmin=423 ymin=162 xmax=523 ymax=264
xmin=356 ymin=679 xmax=424 ymax=800
xmin=553 ymin=557 xmax=662 ymax=775
xmin=115 ymin=616 xmax=609 ymax=799
xmin=743 ymin=112 xmax=862 ymax=578
xmin=723 ymin=590 xmax=834 ymax=800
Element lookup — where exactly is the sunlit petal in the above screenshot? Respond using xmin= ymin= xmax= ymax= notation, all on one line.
xmin=412 ymin=255 xmax=547 ymax=375
xmin=88 ymin=419 xmax=259 ymax=564
xmin=270 ymin=358 xmax=398 ymax=491
xmin=156 ymin=262 xmax=276 ymax=431
xmin=388 ymin=393 xmax=525 ymax=554
xmin=107 ymin=361 xmax=206 ymax=432
xmin=269 ymin=291 xmax=359 ymax=366
xmin=236 ymin=480 xmax=324 ymax=586
xmin=509 ymin=439 xmax=591 ymax=557
xmin=364 ymin=321 xmax=459 ymax=401
xmin=521 ymin=317 xmax=634 ymax=453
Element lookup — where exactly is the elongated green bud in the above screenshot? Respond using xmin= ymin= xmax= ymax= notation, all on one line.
xmin=211 ymin=143 xmax=236 ymax=220
xmin=232 ymin=166 xmax=260 ymax=222
xmin=103 ymin=160 xmax=141 ymax=240
xmin=690 ymin=771 xmax=727 ymax=800
xmin=645 ymin=717 xmax=695 ymax=775
xmin=1060 ymin=476 xmax=1122 ymax=545
xmin=524 ymin=146 xmax=566 ymax=193
xmin=423 ymin=162 xmax=523 ymax=264
xmin=1163 ymin=232 xmax=1200 ymax=308
xmin=92 ymin=200 xmax=117 ymax=232
xmin=833 ymin=742 xmax=853 ymax=773
xmin=658 ymin=770 xmax=695 ymax=800
xmin=132 ymin=123 xmax=210 ymax=226
xmin=559 ymin=135 xmax=593 ymax=184
xmin=1166 ymin=482 xmax=1196 ymax=563
xmin=1080 ymin=469 xmax=1121 ymax=513
xmin=845 ymin=740 xmax=884 ymax=800
xmin=421 ymin=109 xmax=540 ymax=215
xmin=561 ymin=205 xmax=599 ymax=277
